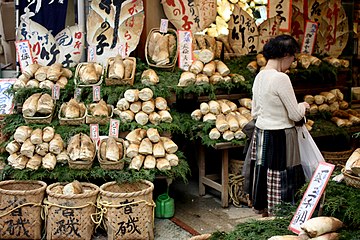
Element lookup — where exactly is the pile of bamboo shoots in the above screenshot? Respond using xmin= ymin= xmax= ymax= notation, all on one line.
xmin=22 ymin=93 xmax=54 ymax=117
xmin=344 ymin=148 xmax=360 ymax=178
xmin=126 ymin=128 xmax=179 ymax=171
xmin=304 ymin=89 xmax=349 ymax=115
xmin=14 ymin=63 xmax=73 ymax=90
xmin=114 ymin=88 xmax=172 ymax=125
xmin=6 ymin=126 xmax=67 ymax=171
xmin=269 ymin=216 xmax=343 ymax=240
xmin=178 ymin=60 xmax=234 ymax=86
xmin=191 ymin=98 xmax=253 ymax=141
xmin=331 ymin=109 xmax=360 ymax=127
xmin=192 ymin=34 xmax=222 ymax=62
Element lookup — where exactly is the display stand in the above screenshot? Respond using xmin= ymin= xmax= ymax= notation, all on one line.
xmin=198 ymin=142 xmax=243 ymax=208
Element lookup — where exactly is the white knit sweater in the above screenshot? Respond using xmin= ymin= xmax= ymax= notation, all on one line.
xmin=251 ymin=69 xmax=306 ymax=130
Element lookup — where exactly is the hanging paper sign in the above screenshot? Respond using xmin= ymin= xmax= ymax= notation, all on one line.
xmin=301 ymin=21 xmax=318 ymax=54
xmin=90 ymin=124 xmax=100 ymax=142
xmin=15 ymin=40 xmax=34 ymax=71
xmin=55 ymin=25 xmax=85 ymax=68
xmin=74 ymin=88 xmax=82 ymax=102
xmin=228 ymin=6 xmax=259 ymax=55
xmin=268 ymin=0 xmax=292 ymax=31
xmin=308 ymin=0 xmax=328 ymax=24
xmin=52 ymin=84 xmax=60 ymax=100
xmin=16 ymin=18 xmax=85 ymax=67
xmin=86 ymin=0 xmax=144 ymax=65
xmin=161 ymin=0 xmax=216 ymax=32
xmin=178 ymin=30 xmax=193 ymax=71
xmin=258 ymin=16 xmax=281 ymax=52
xmin=0 ymin=79 xmax=16 ymax=115
xmin=160 ymin=19 xmax=169 ymax=33
xmin=93 ymin=86 xmax=101 ymax=102
xmin=17 ymin=19 xmax=59 ymax=66
xmin=291 ymin=8 xmax=305 ymax=43
xmin=289 ymin=162 xmax=335 ymax=234
xmin=109 ymin=119 xmax=120 ymax=138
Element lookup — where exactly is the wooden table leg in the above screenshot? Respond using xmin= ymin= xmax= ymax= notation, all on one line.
xmin=221 ymin=149 xmax=229 ymax=208
xmin=199 ymin=144 xmax=205 ymax=196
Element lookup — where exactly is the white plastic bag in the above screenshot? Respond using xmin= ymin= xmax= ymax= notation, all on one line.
xmin=296 ymin=125 xmax=325 ymax=181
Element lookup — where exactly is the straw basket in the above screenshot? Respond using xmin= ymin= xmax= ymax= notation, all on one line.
xmin=74 ymin=62 xmax=104 ymax=88
xmin=105 ymin=57 xmax=136 ymax=86
xmin=98 ymin=180 xmax=155 ymax=240
xmin=229 ymin=159 xmax=244 ymax=175
xmin=98 ymin=137 xmax=126 ymax=170
xmin=86 ymin=104 xmax=114 ymax=125
xmin=59 ymin=103 xmax=87 ymax=125
xmin=0 ymin=180 xmax=47 ymax=239
xmin=145 ymin=28 xmax=178 ymax=71
xmin=321 ymin=148 xmax=354 ymax=167
xmin=341 ymin=168 xmax=360 ymax=189
xmin=45 ymin=182 xmax=100 ymax=240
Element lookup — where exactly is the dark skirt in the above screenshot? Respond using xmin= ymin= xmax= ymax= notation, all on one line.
xmin=242 ymin=127 xmax=305 ymax=213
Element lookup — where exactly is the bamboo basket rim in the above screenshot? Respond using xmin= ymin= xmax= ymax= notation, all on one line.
xmin=105 ymin=56 xmax=136 ymax=86
xmin=58 ymin=102 xmax=87 ymax=122
xmin=0 ymin=180 xmax=47 ymax=195
xmin=145 ymin=28 xmax=178 ymax=69
xmin=23 ymin=111 xmax=53 ymax=124
xmin=46 ymin=182 xmax=100 ymax=199
xmin=341 ymin=168 xmax=360 ymax=188
xmin=321 ymin=148 xmax=354 ymax=156
xmin=74 ymin=62 xmax=104 ymax=87
xmin=98 ymin=137 xmax=126 ymax=167
xmin=100 ymin=180 xmax=154 ymax=198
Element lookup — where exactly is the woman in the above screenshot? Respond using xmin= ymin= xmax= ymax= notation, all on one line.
xmin=242 ymin=35 xmax=310 ymax=216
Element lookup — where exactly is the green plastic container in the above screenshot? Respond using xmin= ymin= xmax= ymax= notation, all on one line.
xmin=155 ymin=193 xmax=175 ymax=218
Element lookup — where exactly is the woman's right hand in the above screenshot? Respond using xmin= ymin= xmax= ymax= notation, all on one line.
xmin=302 ymin=102 xmax=310 ymax=110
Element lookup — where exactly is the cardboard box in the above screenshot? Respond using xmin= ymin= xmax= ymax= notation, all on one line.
xmin=1 ymin=1 xmax=15 ymax=41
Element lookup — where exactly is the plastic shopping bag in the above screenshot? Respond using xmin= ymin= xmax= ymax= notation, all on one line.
xmin=296 ymin=125 xmax=325 ymax=181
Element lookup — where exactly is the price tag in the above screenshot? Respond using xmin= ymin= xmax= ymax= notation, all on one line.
xmin=87 ymin=45 xmax=96 ymax=62
xmin=289 ymin=162 xmax=335 ymax=234
xmin=74 ymin=88 xmax=82 ymax=102
xmin=15 ymin=40 xmax=34 ymax=72
xmin=118 ymin=43 xmax=126 ymax=58
xmin=109 ymin=119 xmax=120 ymax=138
xmin=160 ymin=19 xmax=169 ymax=33
xmin=93 ymin=85 xmax=101 ymax=102
xmin=178 ymin=30 xmax=193 ymax=71
xmin=52 ymin=84 xmax=60 ymax=100
xmin=90 ymin=124 xmax=99 ymax=142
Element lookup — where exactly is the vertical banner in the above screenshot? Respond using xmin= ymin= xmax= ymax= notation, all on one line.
xmin=289 ymin=162 xmax=335 ymax=234
xmin=15 ymin=40 xmax=34 ymax=71
xmin=177 ymin=30 xmax=193 ymax=71
xmin=301 ymin=21 xmax=318 ymax=54
xmin=268 ymin=0 xmax=292 ymax=31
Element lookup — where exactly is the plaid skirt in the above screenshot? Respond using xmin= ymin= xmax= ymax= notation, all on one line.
xmin=242 ymin=127 xmax=305 ymax=213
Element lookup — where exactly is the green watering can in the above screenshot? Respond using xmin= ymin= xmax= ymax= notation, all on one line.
xmin=155 ymin=193 xmax=175 ymax=218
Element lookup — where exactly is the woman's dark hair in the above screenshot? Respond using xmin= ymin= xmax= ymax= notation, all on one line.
xmin=262 ymin=34 xmax=300 ymax=60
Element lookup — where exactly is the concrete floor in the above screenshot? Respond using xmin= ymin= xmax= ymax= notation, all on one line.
xmin=169 ymin=179 xmax=262 ymax=236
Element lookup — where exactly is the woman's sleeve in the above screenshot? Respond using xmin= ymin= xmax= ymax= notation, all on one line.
xmin=275 ymin=74 xmax=306 ymax=121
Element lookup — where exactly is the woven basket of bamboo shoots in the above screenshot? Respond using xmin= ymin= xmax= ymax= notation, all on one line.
xmin=145 ymin=28 xmax=178 ymax=70
xmin=86 ymin=104 xmax=114 ymax=125
xmin=74 ymin=62 xmax=104 ymax=88
xmin=0 ymin=180 xmax=47 ymax=239
xmin=321 ymin=148 xmax=354 ymax=167
xmin=45 ymin=182 xmax=100 ymax=240
xmin=105 ymin=57 xmax=136 ymax=86
xmin=98 ymin=180 xmax=155 ymax=240
xmin=98 ymin=137 xmax=126 ymax=170
xmin=59 ymin=103 xmax=87 ymax=125
xmin=341 ymin=168 xmax=360 ymax=189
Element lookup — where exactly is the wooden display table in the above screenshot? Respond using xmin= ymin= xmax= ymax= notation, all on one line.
xmin=198 ymin=142 xmax=243 ymax=208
